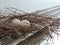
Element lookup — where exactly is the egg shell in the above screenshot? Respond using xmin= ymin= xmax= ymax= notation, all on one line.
xmin=20 ymin=20 xmax=31 ymax=27
xmin=12 ymin=19 xmax=21 ymax=26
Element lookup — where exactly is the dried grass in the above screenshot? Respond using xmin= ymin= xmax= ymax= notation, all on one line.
xmin=0 ymin=7 xmax=60 ymax=40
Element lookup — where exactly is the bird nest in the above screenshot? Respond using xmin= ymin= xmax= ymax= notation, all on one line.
xmin=0 ymin=7 xmax=60 ymax=40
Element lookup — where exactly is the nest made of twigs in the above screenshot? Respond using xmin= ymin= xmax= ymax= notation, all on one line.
xmin=0 ymin=8 xmax=60 ymax=40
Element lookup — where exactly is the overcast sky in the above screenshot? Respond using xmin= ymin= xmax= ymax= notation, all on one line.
xmin=0 ymin=0 xmax=60 ymax=13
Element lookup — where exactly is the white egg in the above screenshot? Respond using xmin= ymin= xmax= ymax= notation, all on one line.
xmin=12 ymin=19 xmax=21 ymax=26
xmin=20 ymin=20 xmax=30 ymax=27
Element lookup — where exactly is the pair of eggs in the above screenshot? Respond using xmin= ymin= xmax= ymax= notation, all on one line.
xmin=12 ymin=19 xmax=31 ymax=27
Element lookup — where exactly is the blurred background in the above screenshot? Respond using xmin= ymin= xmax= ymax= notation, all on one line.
xmin=0 ymin=0 xmax=60 ymax=13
